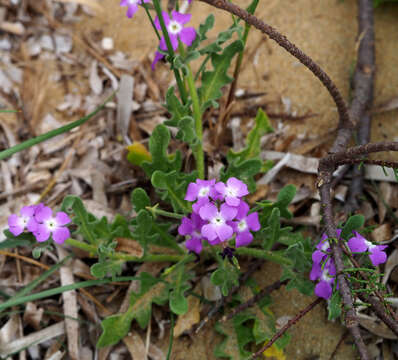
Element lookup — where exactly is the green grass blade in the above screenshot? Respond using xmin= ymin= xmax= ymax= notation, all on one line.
xmin=0 ymin=92 xmax=115 ymax=161
xmin=0 ymin=276 xmax=138 ymax=312
xmin=13 ymin=255 xmax=71 ymax=300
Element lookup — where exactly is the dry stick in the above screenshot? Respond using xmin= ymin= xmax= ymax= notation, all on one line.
xmin=318 ymin=169 xmax=370 ymax=360
xmin=251 ymin=297 xmax=323 ymax=359
xmin=346 ymin=0 xmax=375 ymax=212
xmin=222 ymin=279 xmax=288 ymax=322
xmin=197 ymin=1 xmax=369 ymax=358
xmin=328 ymin=330 xmax=349 ymax=360
xmin=336 ymin=158 xmax=398 ymax=169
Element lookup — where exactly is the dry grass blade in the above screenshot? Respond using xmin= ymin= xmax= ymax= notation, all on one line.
xmin=0 ymin=322 xmax=65 ymax=357
xmin=52 ymin=0 xmax=104 ymax=13
xmin=56 ymin=246 xmax=79 ymax=360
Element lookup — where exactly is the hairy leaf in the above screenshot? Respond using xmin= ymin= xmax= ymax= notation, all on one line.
xmin=198 ymin=40 xmax=244 ymax=112
xmin=130 ymin=187 xmax=150 ymax=213
xmin=211 ymin=258 xmax=240 ymax=296
xmin=141 ymin=124 xmax=182 ymax=177
xmin=341 ymin=214 xmax=365 ymax=240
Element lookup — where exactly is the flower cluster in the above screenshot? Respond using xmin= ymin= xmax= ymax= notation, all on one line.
xmin=310 ymin=230 xmax=388 ymax=299
xmin=8 ymin=204 xmax=71 ymax=244
xmin=178 ymin=178 xmax=260 ymax=254
xmin=152 ymin=10 xmax=197 ymax=69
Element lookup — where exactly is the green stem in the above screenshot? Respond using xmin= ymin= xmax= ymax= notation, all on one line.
xmin=183 ymin=45 xmax=205 ymax=179
xmin=152 ymin=0 xmax=188 ymax=104
xmin=166 ymin=185 xmax=192 ymax=213
xmin=235 ymin=247 xmax=292 ymax=266
xmin=142 ymin=2 xmax=161 ymax=40
xmin=146 ymin=205 xmax=185 ymax=219
xmin=0 ymin=93 xmax=114 ymax=161
xmin=65 ymin=238 xmax=184 ymax=262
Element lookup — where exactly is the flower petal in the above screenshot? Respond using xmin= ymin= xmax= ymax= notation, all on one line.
xmin=369 ymin=247 xmax=387 ymax=266
xmin=185 ymin=182 xmax=199 ymax=201
xmin=53 ymin=227 xmax=70 ymax=244
xmin=312 ymin=250 xmax=326 ymax=264
xmin=347 ymin=233 xmax=368 ymax=253
xmin=34 ymin=225 xmax=51 ymax=242
xmin=236 ymin=201 xmax=249 ymax=220
xmin=8 ymin=214 xmax=21 ymax=227
xmin=27 ymin=218 xmax=38 ymax=232
xmin=310 ymin=262 xmax=322 ymax=281
xmin=227 ymin=177 xmax=249 ymax=197
xmin=235 ymin=231 xmax=253 ymax=247
xmin=225 ymin=196 xmax=240 ymax=207
xmin=214 ymin=182 xmax=226 ymax=197
xmin=179 ymin=27 xmax=196 ymax=47
xmin=178 ymin=217 xmax=193 ymax=236
xmin=315 ymin=280 xmax=333 ymax=299
xmin=215 ymin=224 xmax=233 ymax=242
xmin=246 ymin=212 xmax=260 ymax=231
xmin=20 ymin=205 xmax=35 ymax=217
xmin=126 ymin=4 xmax=138 ymax=18
xmin=201 ymin=224 xmax=217 ymax=241
xmin=199 ymin=203 xmax=217 ymax=221
xmin=185 ymin=236 xmax=202 ymax=254
xmin=171 ymin=11 xmax=192 ymax=25
xmin=35 ymin=205 xmax=52 ymax=223
xmin=220 ymin=203 xmax=237 ymax=221
xmin=151 ymin=51 xmax=164 ymax=70
xmin=55 ymin=212 xmax=71 ymax=226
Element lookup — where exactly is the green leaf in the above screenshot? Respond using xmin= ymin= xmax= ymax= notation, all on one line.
xmin=276 ymin=184 xmax=296 ymax=208
xmin=164 ymin=87 xmax=190 ymax=127
xmin=198 ymin=40 xmax=244 ymax=112
xmin=261 ymin=208 xmax=281 ymax=250
xmin=97 ymin=311 xmax=135 ymax=348
xmin=1 ymin=230 xmax=35 ymax=249
xmin=328 ymin=291 xmax=342 ymax=320
xmin=130 ymin=187 xmax=150 ymax=213
xmin=90 ymin=259 xmax=124 ymax=279
xmin=221 ymin=158 xmax=262 ymax=193
xmin=200 ymin=24 xmax=242 ymax=55
xmin=214 ymin=313 xmax=254 ymax=360
xmin=169 ymin=266 xmax=192 ymax=315
xmin=151 ymin=170 xmax=193 ymax=213
xmin=97 ymin=272 xmax=170 ymax=347
xmin=61 ymin=195 xmax=98 ymax=245
xmin=211 ymin=259 xmax=240 ymax=296
xmin=126 ymin=143 xmax=152 ymax=166
xmin=228 ymin=108 xmax=273 ymax=163
xmin=190 ymin=14 xmax=215 ymax=51
xmin=246 ymin=0 xmax=260 ymax=14
xmin=174 ymin=116 xmax=199 ymax=147
xmin=141 ymin=124 xmax=182 ymax=178
xmin=131 ymin=210 xmax=159 ymax=252
xmin=341 ymin=214 xmax=365 ymax=240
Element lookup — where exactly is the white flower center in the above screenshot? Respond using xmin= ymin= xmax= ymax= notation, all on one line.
xmin=364 ymin=240 xmax=375 ymax=250
xmin=127 ymin=0 xmax=139 ymax=5
xmin=212 ymin=215 xmax=225 ymax=227
xmin=321 ymin=270 xmax=332 ymax=283
xmin=198 ymin=186 xmax=209 ymax=197
xmin=45 ymin=219 xmax=56 ymax=230
xmin=226 ymin=186 xmax=237 ymax=197
xmin=21 ymin=216 xmax=29 ymax=226
xmin=237 ymin=220 xmax=247 ymax=232
xmin=321 ymin=241 xmax=330 ymax=252
xmin=168 ymin=20 xmax=182 ymax=35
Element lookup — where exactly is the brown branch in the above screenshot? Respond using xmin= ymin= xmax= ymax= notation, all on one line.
xmin=222 ymin=279 xmax=288 ymax=322
xmin=198 ymin=0 xmax=352 ymax=138
xmin=251 ymin=298 xmax=323 ymax=359
xmin=346 ymin=0 xmax=375 ymax=212
xmin=336 ymin=158 xmax=398 ymax=169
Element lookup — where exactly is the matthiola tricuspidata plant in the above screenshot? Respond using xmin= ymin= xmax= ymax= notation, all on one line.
xmin=0 ymin=0 xmax=392 ymax=358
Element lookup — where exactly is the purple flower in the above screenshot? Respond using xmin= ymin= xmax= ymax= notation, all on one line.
xmin=152 ymin=11 xmax=197 ymax=69
xmin=312 ymin=229 xmax=342 ymax=265
xmin=348 ymin=231 xmax=388 ymax=266
xmin=33 ymin=205 xmax=71 ymax=244
xmin=120 ymin=0 xmax=150 ymax=19
xmin=229 ymin=201 xmax=260 ymax=247
xmin=178 ymin=213 xmax=206 ymax=254
xmin=215 ymin=177 xmax=249 ymax=207
xmin=199 ymin=202 xmax=237 ymax=243
xmin=185 ymin=179 xmax=216 ymax=213
xmin=8 ymin=205 xmax=38 ymax=236
xmin=310 ymin=259 xmax=336 ymax=300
